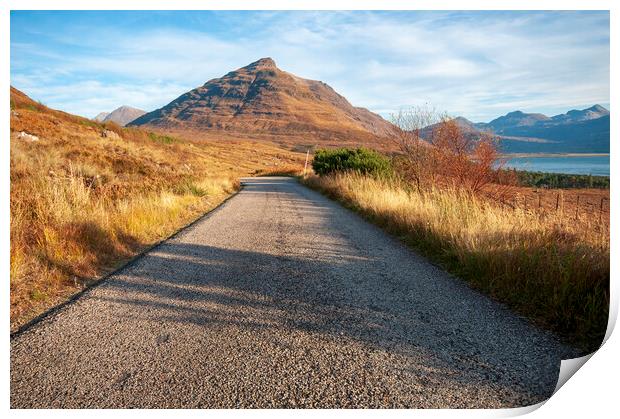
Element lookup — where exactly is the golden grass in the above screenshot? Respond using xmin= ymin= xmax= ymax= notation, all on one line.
xmin=10 ymin=91 xmax=304 ymax=330
xmin=254 ymin=163 xmax=306 ymax=177
xmin=304 ymin=173 xmax=609 ymax=352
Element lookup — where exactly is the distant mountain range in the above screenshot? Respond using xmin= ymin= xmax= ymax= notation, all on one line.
xmin=431 ymin=105 xmax=609 ymax=154
xmin=129 ymin=58 xmax=396 ymax=148
xmin=93 ymin=106 xmax=146 ymax=126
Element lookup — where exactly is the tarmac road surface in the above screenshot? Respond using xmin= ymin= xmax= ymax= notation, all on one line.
xmin=11 ymin=177 xmax=573 ymax=408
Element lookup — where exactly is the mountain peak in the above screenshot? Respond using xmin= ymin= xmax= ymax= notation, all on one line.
xmin=555 ymin=104 xmax=609 ymax=122
xmin=129 ymin=58 xmax=395 ymax=145
xmin=246 ymin=57 xmax=277 ymax=69
xmin=453 ymin=116 xmax=472 ymax=123
xmin=588 ymin=104 xmax=608 ymax=113
xmin=96 ymin=105 xmax=146 ymax=126
xmin=93 ymin=112 xmax=110 ymax=122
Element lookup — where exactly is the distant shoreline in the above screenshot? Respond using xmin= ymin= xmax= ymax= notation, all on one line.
xmin=502 ymin=153 xmax=609 ymax=158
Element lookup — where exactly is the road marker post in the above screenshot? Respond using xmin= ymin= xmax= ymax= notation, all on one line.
xmin=303 ymin=149 xmax=310 ymax=177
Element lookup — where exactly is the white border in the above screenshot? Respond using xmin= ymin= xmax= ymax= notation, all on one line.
xmin=2 ymin=1 xmax=616 ymax=418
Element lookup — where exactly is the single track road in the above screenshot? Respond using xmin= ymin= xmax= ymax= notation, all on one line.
xmin=11 ymin=177 xmax=573 ymax=408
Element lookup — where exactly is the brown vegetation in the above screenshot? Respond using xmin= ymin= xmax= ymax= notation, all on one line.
xmin=10 ymin=87 xmax=304 ymax=330
xmin=485 ymin=184 xmax=610 ymax=223
xmin=304 ymin=173 xmax=609 ymax=352
xmin=305 ymin=109 xmax=609 ymax=352
xmin=254 ymin=164 xmax=305 ymax=177
xmin=390 ymin=107 xmax=508 ymax=194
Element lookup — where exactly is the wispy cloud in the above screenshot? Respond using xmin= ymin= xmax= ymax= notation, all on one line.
xmin=10 ymin=11 xmax=609 ymax=121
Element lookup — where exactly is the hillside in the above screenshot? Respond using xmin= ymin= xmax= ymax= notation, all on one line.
xmin=10 ymin=86 xmax=304 ymax=330
xmin=130 ymin=58 xmax=397 ymax=148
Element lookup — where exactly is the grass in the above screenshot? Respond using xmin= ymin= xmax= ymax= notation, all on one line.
xmin=148 ymin=132 xmax=176 ymax=144
xmin=254 ymin=164 xmax=305 ymax=177
xmin=10 ymin=87 xmax=304 ymax=330
xmin=303 ymin=172 xmax=609 ymax=353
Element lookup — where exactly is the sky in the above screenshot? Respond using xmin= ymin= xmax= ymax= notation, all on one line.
xmin=10 ymin=10 xmax=610 ymax=122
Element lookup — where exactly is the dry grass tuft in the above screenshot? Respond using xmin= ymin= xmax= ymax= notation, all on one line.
xmin=10 ymin=90 xmax=303 ymax=330
xmin=304 ymin=173 xmax=609 ymax=352
xmin=254 ymin=163 xmax=306 ymax=177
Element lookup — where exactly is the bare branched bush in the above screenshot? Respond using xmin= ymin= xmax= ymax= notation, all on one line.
xmin=391 ymin=106 xmax=506 ymax=196
xmin=390 ymin=105 xmax=441 ymax=191
xmin=430 ymin=118 xmax=502 ymax=194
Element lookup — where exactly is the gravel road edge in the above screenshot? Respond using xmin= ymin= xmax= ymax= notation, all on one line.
xmin=10 ymin=186 xmax=243 ymax=339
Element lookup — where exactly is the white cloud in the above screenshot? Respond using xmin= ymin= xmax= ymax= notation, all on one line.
xmin=12 ymin=78 xmax=190 ymax=118
xmin=11 ymin=11 xmax=609 ymax=121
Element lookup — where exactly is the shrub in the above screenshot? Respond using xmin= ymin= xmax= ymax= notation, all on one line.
xmin=390 ymin=107 xmax=503 ymax=194
xmin=312 ymin=148 xmax=392 ymax=178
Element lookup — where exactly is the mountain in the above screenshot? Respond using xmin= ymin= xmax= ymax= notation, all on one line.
xmin=93 ymin=112 xmax=110 ymax=122
xmin=420 ymin=116 xmax=488 ymax=141
xmin=497 ymin=114 xmax=609 ymax=153
xmin=485 ymin=111 xmax=551 ymax=133
xmin=442 ymin=116 xmax=479 ymax=134
xmin=98 ymin=106 xmax=146 ymax=126
xmin=130 ymin=58 xmax=396 ymax=147
xmin=551 ymin=105 xmax=609 ymax=123
xmin=426 ymin=105 xmax=610 ymax=154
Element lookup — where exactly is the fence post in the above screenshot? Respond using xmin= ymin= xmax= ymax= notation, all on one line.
xmin=575 ymin=195 xmax=580 ymax=219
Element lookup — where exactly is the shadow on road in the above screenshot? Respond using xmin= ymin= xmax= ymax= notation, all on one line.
xmin=12 ymin=177 xmax=567 ymax=408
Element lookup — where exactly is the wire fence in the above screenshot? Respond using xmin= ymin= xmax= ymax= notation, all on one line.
xmin=498 ymin=190 xmax=609 ymax=229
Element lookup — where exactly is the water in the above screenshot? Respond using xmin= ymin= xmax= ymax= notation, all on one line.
xmin=503 ymin=155 xmax=610 ymax=176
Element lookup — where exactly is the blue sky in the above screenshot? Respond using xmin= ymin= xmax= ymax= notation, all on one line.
xmin=10 ymin=10 xmax=610 ymax=122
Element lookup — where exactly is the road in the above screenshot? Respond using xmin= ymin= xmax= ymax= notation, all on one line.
xmin=11 ymin=177 xmax=573 ymax=408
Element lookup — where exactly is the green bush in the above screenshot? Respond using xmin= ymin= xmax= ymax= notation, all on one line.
xmin=312 ymin=148 xmax=392 ymax=178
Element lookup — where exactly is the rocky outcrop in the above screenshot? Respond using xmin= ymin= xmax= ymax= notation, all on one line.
xmin=17 ymin=131 xmax=39 ymax=142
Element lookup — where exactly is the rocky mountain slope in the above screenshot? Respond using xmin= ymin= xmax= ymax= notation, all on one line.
xmin=130 ymin=58 xmax=396 ymax=147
